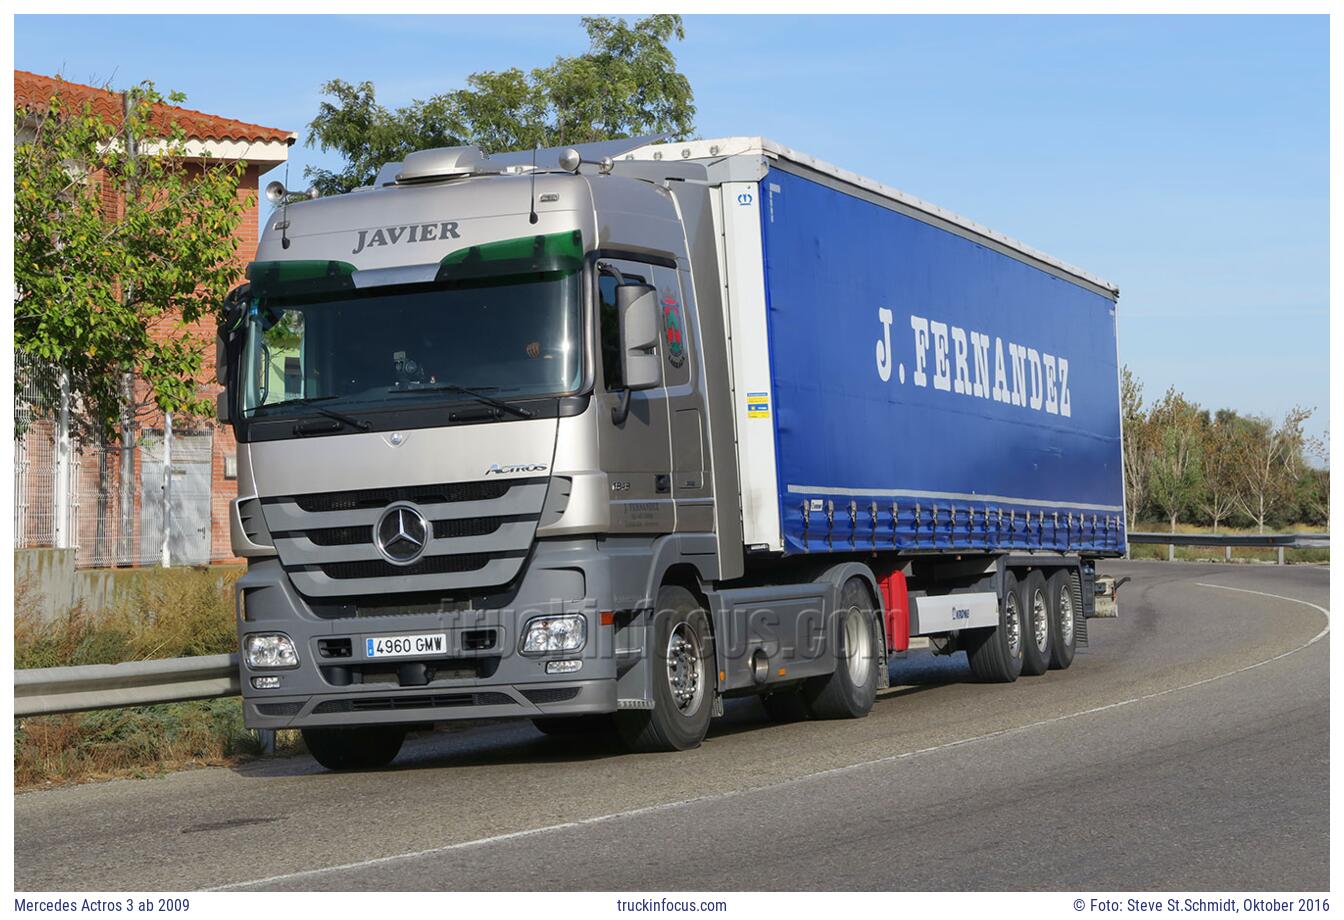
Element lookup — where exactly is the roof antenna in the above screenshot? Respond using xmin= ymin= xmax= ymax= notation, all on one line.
xmin=528 ymin=143 xmax=539 ymax=225
xmin=280 ymin=160 xmax=292 ymax=249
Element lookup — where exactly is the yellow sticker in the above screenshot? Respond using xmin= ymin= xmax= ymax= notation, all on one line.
xmin=747 ymin=391 xmax=770 ymax=419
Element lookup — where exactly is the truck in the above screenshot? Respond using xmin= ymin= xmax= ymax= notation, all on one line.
xmin=216 ymin=135 xmax=1126 ymax=769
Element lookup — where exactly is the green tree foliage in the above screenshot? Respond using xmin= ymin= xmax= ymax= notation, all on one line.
xmin=1120 ymin=366 xmax=1153 ymax=527
xmin=1198 ymin=409 xmax=1245 ymax=532
xmin=305 ymin=15 xmax=696 ymax=195
xmin=1122 ymin=371 xmax=1322 ymax=533
xmin=1146 ymin=388 xmax=1205 ymax=536
xmin=15 ymin=81 xmax=249 ymax=442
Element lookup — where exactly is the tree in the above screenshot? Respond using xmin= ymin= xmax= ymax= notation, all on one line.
xmin=1233 ymin=407 xmax=1312 ymax=533
xmin=1146 ymin=388 xmax=1205 ymax=557
xmin=1120 ymin=366 xmax=1153 ymax=530
xmin=1198 ymin=409 xmax=1245 ymax=532
xmin=306 ymin=14 xmax=696 ymax=194
xmin=15 ymin=80 xmax=249 ymax=442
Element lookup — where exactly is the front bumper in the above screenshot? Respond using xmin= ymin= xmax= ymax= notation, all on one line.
xmin=236 ymin=540 xmax=622 ymax=730
xmin=243 ymin=677 xmax=617 ymax=730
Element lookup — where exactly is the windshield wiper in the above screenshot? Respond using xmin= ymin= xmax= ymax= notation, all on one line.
xmin=306 ymin=405 xmax=371 ymax=431
xmin=387 ymin=382 xmax=534 ymax=419
xmin=255 ymin=396 xmax=371 ymax=433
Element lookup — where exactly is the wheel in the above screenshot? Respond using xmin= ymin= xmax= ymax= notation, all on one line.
xmin=616 ymin=584 xmax=716 ymax=752
xmin=965 ymin=570 xmax=1025 ymax=683
xmin=531 ymin=714 xmax=617 ymax=736
xmin=1047 ymin=568 xmax=1078 ymax=670
xmin=802 ymin=577 xmax=881 ymax=720
xmin=760 ymin=687 xmax=810 ymax=723
xmin=302 ymin=725 xmax=406 ymax=771
xmin=1020 ymin=570 xmax=1053 ymax=676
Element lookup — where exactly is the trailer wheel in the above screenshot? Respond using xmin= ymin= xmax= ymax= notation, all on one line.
xmin=1047 ymin=568 xmax=1077 ymax=670
xmin=617 ymin=584 xmax=716 ymax=752
xmin=803 ymin=577 xmax=880 ymax=720
xmin=761 ymin=687 xmax=810 ymax=723
xmin=1020 ymin=570 xmax=1053 ymax=676
xmin=531 ymin=714 xmax=617 ymax=737
xmin=965 ymin=570 xmax=1025 ymax=683
xmin=302 ymin=726 xmax=406 ymax=771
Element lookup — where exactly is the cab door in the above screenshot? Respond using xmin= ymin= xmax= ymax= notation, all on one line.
xmin=596 ymin=259 xmax=675 ymax=534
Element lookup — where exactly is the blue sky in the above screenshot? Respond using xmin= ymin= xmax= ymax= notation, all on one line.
xmin=15 ymin=14 xmax=1330 ymax=444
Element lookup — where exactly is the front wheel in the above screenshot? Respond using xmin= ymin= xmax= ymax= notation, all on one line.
xmin=617 ymin=584 xmax=717 ymax=752
xmin=302 ymin=725 xmax=406 ymax=771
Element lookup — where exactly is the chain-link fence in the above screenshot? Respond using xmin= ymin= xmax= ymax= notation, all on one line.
xmin=15 ymin=353 xmax=227 ymax=568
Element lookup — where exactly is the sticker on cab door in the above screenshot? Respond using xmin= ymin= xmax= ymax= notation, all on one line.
xmin=662 ymin=290 xmax=687 ymax=369
xmin=747 ymin=391 xmax=770 ymax=418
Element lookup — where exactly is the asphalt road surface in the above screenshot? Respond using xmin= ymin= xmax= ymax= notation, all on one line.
xmin=14 ymin=561 xmax=1329 ymax=891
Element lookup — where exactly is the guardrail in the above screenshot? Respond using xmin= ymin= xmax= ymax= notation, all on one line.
xmin=1127 ymin=532 xmax=1329 ymax=563
xmin=14 ymin=653 xmax=240 ymax=718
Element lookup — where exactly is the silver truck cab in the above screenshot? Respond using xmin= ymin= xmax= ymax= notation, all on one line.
xmin=220 ymin=139 xmax=749 ymax=765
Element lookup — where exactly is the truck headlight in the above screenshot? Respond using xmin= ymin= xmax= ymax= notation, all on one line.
xmin=521 ymin=615 xmax=586 ymax=655
xmin=244 ymin=633 xmax=299 ymax=669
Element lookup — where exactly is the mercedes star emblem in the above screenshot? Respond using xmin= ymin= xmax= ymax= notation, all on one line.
xmin=374 ymin=503 xmax=430 ymax=565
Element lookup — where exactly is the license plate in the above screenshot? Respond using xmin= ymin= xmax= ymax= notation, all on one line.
xmin=365 ymin=633 xmax=447 ymax=658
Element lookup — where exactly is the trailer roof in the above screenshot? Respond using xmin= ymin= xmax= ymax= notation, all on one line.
xmin=623 ymin=136 xmax=1119 ymax=299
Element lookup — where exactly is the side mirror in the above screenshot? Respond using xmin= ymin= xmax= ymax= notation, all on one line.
xmin=215 ymin=390 xmax=231 ymax=424
xmin=215 ymin=333 xmax=228 ymax=386
xmin=617 ymin=283 xmax=661 ymax=392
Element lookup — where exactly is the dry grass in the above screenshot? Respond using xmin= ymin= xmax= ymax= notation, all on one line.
xmin=14 ymin=566 xmax=303 ymax=789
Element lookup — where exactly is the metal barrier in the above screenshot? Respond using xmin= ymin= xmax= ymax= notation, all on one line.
xmin=1127 ymin=532 xmax=1329 ymax=563
xmin=14 ymin=653 xmax=240 ymax=718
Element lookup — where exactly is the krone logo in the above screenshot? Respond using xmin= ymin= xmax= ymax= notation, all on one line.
xmin=374 ymin=503 xmax=430 ymax=565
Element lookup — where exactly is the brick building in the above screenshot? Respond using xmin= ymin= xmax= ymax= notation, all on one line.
xmin=14 ymin=71 xmax=294 ymax=567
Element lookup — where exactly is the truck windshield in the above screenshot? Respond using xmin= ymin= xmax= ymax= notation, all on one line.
xmin=239 ymin=269 xmax=582 ymax=420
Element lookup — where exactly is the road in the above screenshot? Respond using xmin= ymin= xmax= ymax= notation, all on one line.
xmin=14 ymin=561 xmax=1329 ymax=891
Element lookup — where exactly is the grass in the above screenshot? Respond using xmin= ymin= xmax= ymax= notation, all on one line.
xmin=1127 ymin=521 xmax=1329 ymax=565
xmin=14 ymin=567 xmax=302 ymax=790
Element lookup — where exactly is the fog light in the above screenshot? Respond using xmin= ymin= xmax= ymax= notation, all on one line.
xmin=244 ymin=633 xmax=299 ymax=669
xmin=521 ymin=615 xmax=586 ymax=654
xmin=546 ymin=659 xmax=582 ymax=675
xmin=252 ymin=675 xmax=281 ymax=689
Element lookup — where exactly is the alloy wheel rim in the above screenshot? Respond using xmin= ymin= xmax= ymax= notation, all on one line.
xmin=1032 ymin=588 xmax=1050 ymax=653
xmin=666 ymin=621 xmax=705 ymax=714
xmin=841 ymin=605 xmax=873 ymax=684
xmin=1005 ymin=592 xmax=1022 ymax=656
xmin=1059 ymin=585 xmax=1075 ymax=645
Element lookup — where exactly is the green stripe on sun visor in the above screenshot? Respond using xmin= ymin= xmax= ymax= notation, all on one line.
xmin=247 ymin=260 xmax=358 ymax=300
xmin=435 ymin=230 xmax=584 ymax=282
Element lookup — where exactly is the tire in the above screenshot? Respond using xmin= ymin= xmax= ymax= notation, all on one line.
xmin=302 ymin=725 xmax=406 ymax=771
xmin=965 ymin=570 xmax=1025 ymax=683
xmin=1047 ymin=568 xmax=1078 ymax=670
xmin=802 ymin=577 xmax=881 ymax=720
xmin=616 ymin=584 xmax=716 ymax=752
xmin=760 ymin=687 xmax=810 ymax=723
xmin=1020 ymin=570 xmax=1053 ymax=676
xmin=531 ymin=714 xmax=617 ymax=736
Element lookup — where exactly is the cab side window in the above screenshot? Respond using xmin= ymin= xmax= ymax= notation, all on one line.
xmin=598 ymin=266 xmax=650 ymax=392
xmin=599 ymin=271 xmax=622 ymax=392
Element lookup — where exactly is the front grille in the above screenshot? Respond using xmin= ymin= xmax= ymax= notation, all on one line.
xmin=317 ymin=551 xmax=515 ymax=580
xmin=521 ymin=686 xmax=583 ymax=705
xmin=302 ymin=516 xmax=505 ymax=547
xmin=312 ymin=691 xmax=514 ymax=714
xmin=290 ymin=480 xmax=516 ymax=513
